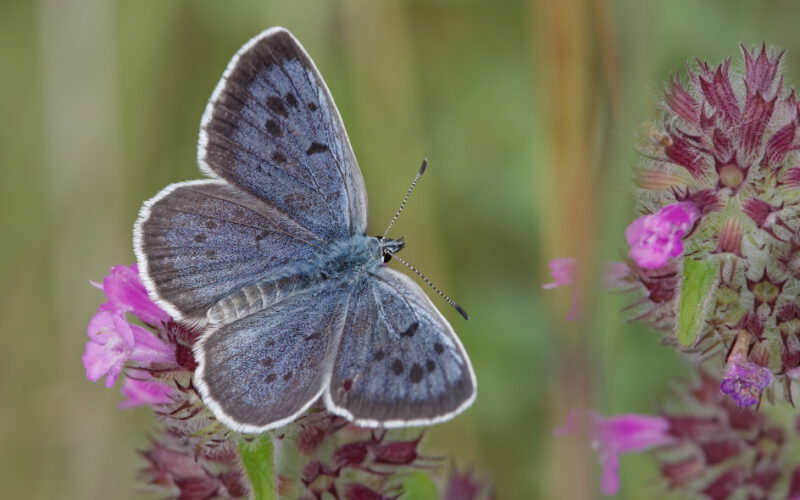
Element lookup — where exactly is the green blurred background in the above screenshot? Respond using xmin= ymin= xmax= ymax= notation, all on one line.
xmin=3 ymin=0 xmax=800 ymax=498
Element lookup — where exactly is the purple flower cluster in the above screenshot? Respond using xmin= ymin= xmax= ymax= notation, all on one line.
xmin=545 ymin=43 xmax=800 ymax=497
xmin=83 ymin=264 xmax=493 ymax=499
xmin=83 ymin=265 xmax=174 ymax=404
xmin=617 ymin=44 xmax=800 ymax=407
xmin=84 ymin=265 xmax=247 ymax=498
xmin=657 ymin=372 xmax=793 ymax=499
xmin=271 ymin=413 xmax=493 ymax=500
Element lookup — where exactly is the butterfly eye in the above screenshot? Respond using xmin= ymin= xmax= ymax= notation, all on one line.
xmin=382 ymin=253 xmax=393 ymax=264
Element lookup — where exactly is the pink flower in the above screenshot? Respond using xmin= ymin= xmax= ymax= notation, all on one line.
xmin=542 ymin=259 xmax=632 ymax=320
xmin=82 ymin=310 xmax=175 ymax=387
xmin=556 ymin=411 xmax=673 ymax=495
xmin=94 ymin=264 xmax=169 ymax=326
xmin=542 ymin=258 xmax=579 ymax=320
xmin=625 ymin=202 xmax=699 ymax=269
xmin=119 ymin=372 xmax=174 ymax=408
xmin=542 ymin=257 xmax=577 ymax=289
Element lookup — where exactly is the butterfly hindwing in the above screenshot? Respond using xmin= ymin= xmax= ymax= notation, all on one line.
xmin=199 ymin=27 xmax=367 ymax=241
xmin=195 ymin=282 xmax=351 ymax=432
xmin=134 ymin=179 xmax=323 ymax=322
xmin=326 ymin=267 xmax=477 ymax=427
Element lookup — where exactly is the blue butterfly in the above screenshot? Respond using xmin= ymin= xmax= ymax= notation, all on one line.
xmin=133 ymin=27 xmax=476 ymax=432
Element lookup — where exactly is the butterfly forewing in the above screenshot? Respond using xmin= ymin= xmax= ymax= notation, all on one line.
xmin=199 ymin=28 xmax=367 ymax=241
xmin=135 ymin=180 xmax=323 ymax=321
xmin=196 ymin=283 xmax=351 ymax=432
xmin=326 ymin=267 xmax=476 ymax=427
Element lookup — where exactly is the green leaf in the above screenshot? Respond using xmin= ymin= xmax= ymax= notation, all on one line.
xmin=401 ymin=470 xmax=440 ymax=500
xmin=237 ymin=433 xmax=276 ymax=500
xmin=677 ymin=257 xmax=719 ymax=346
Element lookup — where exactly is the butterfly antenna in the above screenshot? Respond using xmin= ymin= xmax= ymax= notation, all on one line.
xmin=382 ymin=159 xmax=428 ymax=239
xmin=391 ymin=254 xmax=469 ymax=320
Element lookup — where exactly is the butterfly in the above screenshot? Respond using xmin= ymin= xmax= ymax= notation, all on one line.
xmin=133 ymin=27 xmax=476 ymax=432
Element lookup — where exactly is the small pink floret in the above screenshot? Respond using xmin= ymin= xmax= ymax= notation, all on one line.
xmin=625 ymin=203 xmax=699 ymax=269
xmin=98 ymin=264 xmax=170 ymax=326
xmin=542 ymin=257 xmax=577 ymax=289
xmin=542 ymin=258 xmax=580 ymax=320
xmin=82 ymin=310 xmax=175 ymax=387
xmin=83 ymin=311 xmax=136 ymax=387
xmin=119 ymin=374 xmax=174 ymax=408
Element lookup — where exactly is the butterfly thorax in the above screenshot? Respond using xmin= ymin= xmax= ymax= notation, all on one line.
xmin=206 ymin=234 xmax=403 ymax=325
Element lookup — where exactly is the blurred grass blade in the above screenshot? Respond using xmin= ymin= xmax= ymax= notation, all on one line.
xmin=677 ymin=258 xmax=719 ymax=346
xmin=237 ymin=433 xmax=276 ymax=500
xmin=401 ymin=470 xmax=440 ymax=499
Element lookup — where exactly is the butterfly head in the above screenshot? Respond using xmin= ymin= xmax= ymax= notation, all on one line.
xmin=376 ymin=236 xmax=405 ymax=263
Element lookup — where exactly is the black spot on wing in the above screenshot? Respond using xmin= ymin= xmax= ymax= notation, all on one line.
xmin=271 ymin=151 xmax=287 ymax=164
xmin=194 ymin=233 xmax=207 ymax=243
xmin=306 ymin=142 xmax=329 ymax=155
xmin=260 ymin=357 xmax=274 ymax=368
xmin=426 ymin=359 xmax=435 ymax=372
xmin=307 ymin=102 xmax=318 ymax=111
xmin=285 ymin=92 xmax=298 ymax=107
xmin=400 ymin=322 xmax=419 ymax=338
xmin=434 ymin=343 xmax=444 ymax=354
xmin=205 ymin=220 xmax=217 ymax=230
xmin=391 ymin=359 xmax=404 ymax=375
xmin=408 ymin=363 xmax=424 ymax=383
xmin=266 ymin=96 xmax=289 ymax=117
xmin=265 ymin=119 xmax=283 ymax=137
xmin=374 ymin=349 xmax=385 ymax=361
xmin=265 ymin=373 xmax=277 ymax=383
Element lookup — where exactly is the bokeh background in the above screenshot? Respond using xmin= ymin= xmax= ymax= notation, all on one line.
xmin=3 ymin=0 xmax=800 ymax=498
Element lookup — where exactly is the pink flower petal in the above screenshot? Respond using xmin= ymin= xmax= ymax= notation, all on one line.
xmin=542 ymin=257 xmax=577 ymax=289
xmin=84 ymin=311 xmax=136 ymax=387
xmin=593 ymin=413 xmax=673 ymax=454
xmin=101 ymin=264 xmax=170 ymax=325
xmin=542 ymin=258 xmax=581 ymax=321
xmin=87 ymin=310 xmax=134 ymax=346
xmin=119 ymin=375 xmax=174 ymax=408
xmin=130 ymin=325 xmax=175 ymax=365
xmin=626 ymin=203 xmax=699 ymax=269
xmin=599 ymin=451 xmax=621 ymax=495
xmin=82 ymin=341 xmax=126 ymax=387
xmin=556 ymin=411 xmax=673 ymax=496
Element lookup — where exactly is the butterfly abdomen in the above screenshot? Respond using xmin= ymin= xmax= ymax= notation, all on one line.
xmin=206 ymin=235 xmax=381 ymax=325
xmin=206 ymin=273 xmax=314 ymax=325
